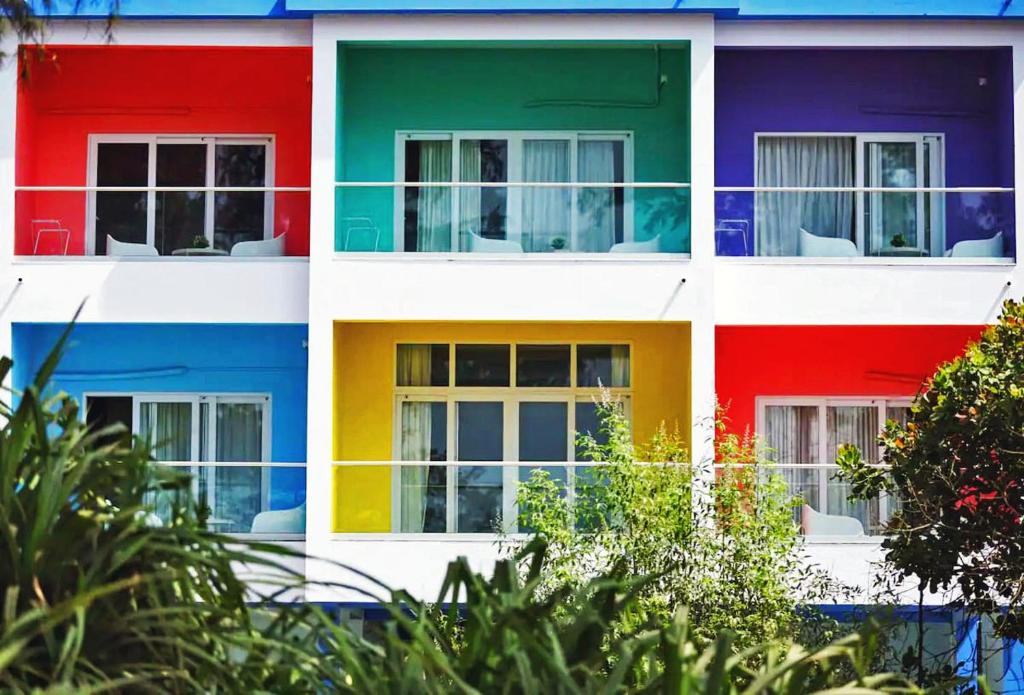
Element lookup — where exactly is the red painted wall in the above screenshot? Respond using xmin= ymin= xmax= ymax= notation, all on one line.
xmin=716 ymin=325 xmax=986 ymax=436
xmin=16 ymin=45 xmax=312 ymax=255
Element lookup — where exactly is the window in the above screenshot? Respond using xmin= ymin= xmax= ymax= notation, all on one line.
xmin=397 ymin=131 xmax=631 ymax=253
xmin=83 ymin=393 xmax=302 ymax=536
xmin=758 ymin=397 xmax=910 ymax=536
xmin=393 ymin=342 xmax=631 ymax=534
xmin=755 ymin=133 xmax=944 ymax=256
xmin=89 ymin=135 xmax=273 ymax=255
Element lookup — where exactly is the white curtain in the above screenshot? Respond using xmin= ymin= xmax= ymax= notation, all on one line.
xmin=214 ymin=402 xmax=264 ymax=530
xmin=522 ymin=140 xmax=570 ymax=252
xmin=826 ymin=406 xmax=878 ymax=527
xmin=458 ymin=140 xmax=482 ymax=250
xmin=140 ymin=402 xmax=192 ymax=462
xmin=416 ymin=140 xmax=452 ymax=252
xmin=400 ymin=401 xmax=433 ymax=533
xmin=610 ymin=345 xmax=630 ymax=387
xmin=757 ymin=136 xmax=855 ymax=255
xmin=397 ymin=344 xmax=432 ymax=387
xmin=763 ymin=405 xmax=819 ymax=516
xmin=577 ymin=140 xmax=616 ymax=252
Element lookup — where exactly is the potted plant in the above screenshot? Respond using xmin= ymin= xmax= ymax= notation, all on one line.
xmin=550 ymin=237 xmax=567 ymax=251
xmin=191 ymin=234 xmax=210 ymax=250
xmin=889 ymin=233 xmax=907 ymax=248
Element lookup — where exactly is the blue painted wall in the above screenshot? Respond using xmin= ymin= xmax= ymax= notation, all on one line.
xmin=12 ymin=323 xmax=309 ymax=464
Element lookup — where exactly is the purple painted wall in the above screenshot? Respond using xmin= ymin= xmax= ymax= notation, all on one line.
xmin=714 ymin=48 xmax=1015 ymax=256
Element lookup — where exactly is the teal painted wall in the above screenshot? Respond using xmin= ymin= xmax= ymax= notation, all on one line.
xmin=335 ymin=44 xmax=691 ymax=252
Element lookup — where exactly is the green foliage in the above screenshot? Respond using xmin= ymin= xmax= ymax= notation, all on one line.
xmin=513 ymin=396 xmax=848 ymax=654
xmin=0 ymin=327 xmax=336 ymax=691
xmin=837 ymin=299 xmax=1024 ymax=643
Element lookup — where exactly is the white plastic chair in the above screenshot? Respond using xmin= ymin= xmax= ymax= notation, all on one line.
xmin=250 ymin=502 xmax=306 ymax=534
xmin=466 ymin=230 xmax=523 ymax=253
xmin=946 ymin=232 xmax=1004 ymax=258
xmin=340 ymin=217 xmax=381 ymax=251
xmin=106 ymin=235 xmax=158 ymax=257
xmin=798 ymin=228 xmax=858 ymax=257
xmin=610 ymin=234 xmax=661 ymax=254
xmin=31 ymin=219 xmax=71 ymax=255
xmin=800 ymin=504 xmax=865 ymax=537
xmin=230 ymin=233 xmax=286 ymax=257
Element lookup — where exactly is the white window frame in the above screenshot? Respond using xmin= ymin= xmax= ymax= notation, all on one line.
xmin=390 ymin=341 xmax=633 ymax=536
xmin=85 ymin=134 xmax=276 ymax=255
xmin=753 ymin=132 xmax=945 ymax=257
xmin=755 ymin=395 xmax=913 ymax=540
xmin=82 ymin=392 xmax=276 ymax=531
xmin=393 ymin=130 xmax=635 ymax=253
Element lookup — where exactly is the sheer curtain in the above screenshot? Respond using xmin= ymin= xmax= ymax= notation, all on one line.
xmin=215 ymin=402 xmax=264 ymax=531
xmin=397 ymin=344 xmax=432 ymax=387
xmin=140 ymin=402 xmax=192 ymax=462
xmin=458 ymin=141 xmax=482 ymax=250
xmin=757 ymin=136 xmax=855 ymax=255
xmin=416 ymin=140 xmax=452 ymax=252
xmin=577 ymin=140 xmax=616 ymax=252
xmin=826 ymin=406 xmax=878 ymax=528
xmin=611 ymin=345 xmax=630 ymax=387
xmin=522 ymin=140 xmax=570 ymax=252
xmin=400 ymin=402 xmax=433 ymax=533
xmin=763 ymin=405 xmax=819 ymax=515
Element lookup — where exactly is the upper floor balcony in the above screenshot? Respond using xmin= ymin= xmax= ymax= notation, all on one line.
xmin=13 ymin=44 xmax=312 ymax=260
xmin=333 ymin=42 xmax=692 ymax=257
xmin=714 ymin=47 xmax=1015 ymax=263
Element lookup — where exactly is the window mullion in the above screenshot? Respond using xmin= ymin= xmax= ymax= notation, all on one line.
xmin=146 ymin=140 xmax=157 ymax=247
xmin=205 ymin=141 xmax=216 ymax=245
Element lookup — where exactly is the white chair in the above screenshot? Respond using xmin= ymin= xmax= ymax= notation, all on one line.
xmin=946 ymin=232 xmax=1004 ymax=258
xmin=798 ymin=228 xmax=858 ymax=257
xmin=800 ymin=504 xmax=865 ymax=537
xmin=31 ymin=219 xmax=71 ymax=255
xmin=250 ymin=501 xmax=306 ymax=534
xmin=231 ymin=233 xmax=286 ymax=257
xmin=466 ymin=230 xmax=523 ymax=253
xmin=340 ymin=217 xmax=381 ymax=251
xmin=610 ymin=234 xmax=662 ymax=254
xmin=106 ymin=234 xmax=158 ymax=257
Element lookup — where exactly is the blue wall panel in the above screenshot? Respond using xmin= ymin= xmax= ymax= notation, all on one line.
xmin=12 ymin=323 xmax=309 ymax=463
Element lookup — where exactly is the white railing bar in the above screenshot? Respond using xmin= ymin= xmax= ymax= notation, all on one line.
xmin=334 ymin=181 xmax=692 ymax=189
xmin=715 ymin=186 xmax=1014 ymax=193
xmin=15 ymin=186 xmax=312 ymax=193
xmin=327 ymin=460 xmax=888 ymax=470
xmin=157 ymin=461 xmax=306 ymax=468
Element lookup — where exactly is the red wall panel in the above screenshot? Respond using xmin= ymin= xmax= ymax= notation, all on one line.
xmin=715 ymin=325 xmax=986 ymax=436
xmin=16 ymin=45 xmax=312 ymax=255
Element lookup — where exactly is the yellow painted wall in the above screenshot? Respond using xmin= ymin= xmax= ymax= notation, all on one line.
xmin=333 ymin=321 xmax=691 ymax=532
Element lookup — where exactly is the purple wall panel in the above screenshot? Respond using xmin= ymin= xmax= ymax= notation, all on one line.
xmin=714 ymin=48 xmax=1015 ymax=256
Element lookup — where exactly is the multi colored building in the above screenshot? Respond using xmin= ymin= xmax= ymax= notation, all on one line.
xmin=1 ymin=0 xmax=1022 ymax=687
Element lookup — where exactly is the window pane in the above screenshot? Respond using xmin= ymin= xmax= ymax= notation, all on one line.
xmin=456 ymin=401 xmax=503 ymax=533
xmin=865 ymin=141 xmax=919 ymax=254
xmin=95 ymin=143 xmax=148 ymax=254
xmin=397 ymin=344 xmax=449 ymax=387
xmin=139 ymin=401 xmax=192 ymax=462
xmin=458 ymin=139 xmax=508 ymax=249
xmin=887 ymin=405 xmax=912 ymax=427
xmin=521 ymin=139 xmax=571 ymax=253
xmin=214 ymin=144 xmax=266 ymax=252
xmin=155 ymin=143 xmax=207 ymax=255
xmin=577 ymin=345 xmax=630 ymax=387
xmin=399 ymin=401 xmax=447 ymax=532
xmin=455 ymin=344 xmax=510 ymax=387
xmin=516 ymin=344 xmax=570 ymax=387
xmin=519 ymin=402 xmax=568 ymax=462
xmin=577 ymin=139 xmax=625 ymax=252
xmin=403 ymin=139 xmax=452 ymax=252
xmin=575 ymin=401 xmax=609 ymax=461
xmin=826 ymin=406 xmax=879 ymax=533
xmin=214 ymin=402 xmax=263 ymax=462
xmin=763 ymin=405 xmax=819 ymax=464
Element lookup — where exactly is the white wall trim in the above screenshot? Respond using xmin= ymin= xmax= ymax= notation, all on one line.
xmin=716 ymin=19 xmax=1020 ymax=47
xmin=38 ymin=19 xmax=312 ymax=47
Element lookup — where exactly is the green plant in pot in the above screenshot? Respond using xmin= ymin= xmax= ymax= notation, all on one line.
xmin=191 ymin=234 xmax=210 ymax=250
xmin=889 ymin=233 xmax=907 ymax=248
xmin=550 ymin=237 xmax=567 ymax=251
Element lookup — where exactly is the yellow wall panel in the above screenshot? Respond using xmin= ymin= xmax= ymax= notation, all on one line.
xmin=332 ymin=322 xmax=691 ymax=532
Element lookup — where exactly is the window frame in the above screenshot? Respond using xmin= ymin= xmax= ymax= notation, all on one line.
xmin=85 ymin=134 xmax=276 ymax=255
xmin=755 ymin=395 xmax=913 ymax=541
xmin=752 ymin=132 xmax=946 ymax=257
xmin=391 ymin=341 xmax=633 ymax=536
xmin=393 ymin=130 xmax=635 ymax=253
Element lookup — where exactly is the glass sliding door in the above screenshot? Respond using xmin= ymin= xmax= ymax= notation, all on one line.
xmin=94 ymin=142 xmax=149 ymax=255
xmin=214 ymin=144 xmax=267 ymax=252
xmin=520 ymin=138 xmax=571 ymax=253
xmin=863 ymin=138 xmax=923 ymax=256
xmin=203 ymin=400 xmax=268 ymax=534
xmin=402 ymin=137 xmax=453 ymax=252
xmin=457 ymin=139 xmax=508 ymax=250
xmin=397 ymin=400 xmax=448 ymax=533
xmin=455 ymin=401 xmax=504 ymax=533
xmin=155 ymin=143 xmax=207 ymax=256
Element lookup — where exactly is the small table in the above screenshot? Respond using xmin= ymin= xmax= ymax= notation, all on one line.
xmin=876 ymin=247 xmax=928 ymax=258
xmin=171 ymin=247 xmax=229 ymax=257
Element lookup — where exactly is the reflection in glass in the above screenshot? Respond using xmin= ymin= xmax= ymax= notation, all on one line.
xmin=458 ymin=139 xmax=508 ymax=249
xmin=456 ymin=401 xmax=503 ymax=533
xmin=155 ymin=144 xmax=207 ymax=255
xmin=577 ymin=345 xmax=630 ymax=387
xmin=214 ymin=144 xmax=266 ymax=252
xmin=399 ymin=401 xmax=447 ymax=532
xmin=397 ymin=344 xmax=449 ymax=387
xmin=577 ymin=139 xmax=625 ymax=252
xmin=404 ymin=139 xmax=452 ymax=252
xmin=95 ymin=143 xmax=148 ymax=254
xmin=455 ymin=344 xmax=510 ymax=387
xmin=516 ymin=344 xmax=570 ymax=387
xmin=521 ymin=139 xmax=571 ymax=253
